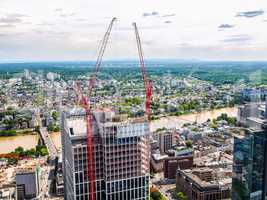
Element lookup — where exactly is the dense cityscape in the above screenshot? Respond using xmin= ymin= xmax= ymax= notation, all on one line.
xmin=1 ymin=0 xmax=267 ymax=199
xmin=0 ymin=60 xmax=267 ymax=200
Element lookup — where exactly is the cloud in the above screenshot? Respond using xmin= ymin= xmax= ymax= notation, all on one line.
xmin=143 ymin=11 xmax=159 ymax=17
xmin=0 ymin=24 xmax=15 ymax=28
xmin=164 ymin=20 xmax=172 ymax=24
xmin=221 ymin=34 xmax=252 ymax=43
xmin=36 ymin=22 xmax=54 ymax=26
xmin=0 ymin=16 xmax=22 ymax=24
xmin=76 ymin=18 xmax=88 ymax=22
xmin=161 ymin=14 xmax=176 ymax=18
xmin=0 ymin=13 xmax=27 ymax=28
xmin=218 ymin=24 xmax=235 ymax=29
xmin=33 ymin=29 xmax=70 ymax=37
xmin=54 ymin=8 xmax=63 ymax=12
xmin=118 ymin=25 xmax=161 ymax=31
xmin=0 ymin=33 xmax=8 ymax=37
xmin=60 ymin=13 xmax=76 ymax=18
xmin=236 ymin=10 xmax=264 ymax=18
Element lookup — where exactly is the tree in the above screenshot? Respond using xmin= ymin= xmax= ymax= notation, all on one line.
xmin=3 ymin=118 xmax=15 ymax=130
xmin=14 ymin=146 xmax=24 ymax=156
xmin=52 ymin=111 xmax=59 ymax=121
xmin=24 ymin=148 xmax=36 ymax=157
xmin=150 ymin=191 xmax=164 ymax=200
xmin=227 ymin=117 xmax=237 ymax=125
xmin=210 ymin=122 xmax=218 ymax=129
xmin=177 ymin=192 xmax=188 ymax=200
xmin=0 ymin=130 xmax=17 ymax=136
xmin=53 ymin=126 xmax=60 ymax=132
xmin=40 ymin=148 xmax=48 ymax=156
xmin=185 ymin=140 xmax=193 ymax=148
xmin=36 ymin=145 xmax=48 ymax=156
xmin=8 ymin=157 xmax=18 ymax=165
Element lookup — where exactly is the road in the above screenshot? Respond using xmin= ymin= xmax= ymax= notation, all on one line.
xmin=33 ymin=109 xmax=62 ymax=199
xmin=151 ymin=173 xmax=177 ymax=200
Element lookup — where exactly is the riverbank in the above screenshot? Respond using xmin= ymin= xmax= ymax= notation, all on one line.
xmin=0 ymin=129 xmax=37 ymax=137
xmin=151 ymin=107 xmax=237 ymax=131
xmin=0 ymin=107 xmax=238 ymax=154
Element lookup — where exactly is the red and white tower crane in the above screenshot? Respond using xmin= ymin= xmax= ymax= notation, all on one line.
xmin=76 ymin=17 xmax=116 ymax=200
xmin=76 ymin=18 xmax=152 ymax=200
xmin=133 ymin=22 xmax=153 ymax=121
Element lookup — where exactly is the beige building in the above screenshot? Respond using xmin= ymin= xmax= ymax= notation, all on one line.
xmin=176 ymin=168 xmax=231 ymax=200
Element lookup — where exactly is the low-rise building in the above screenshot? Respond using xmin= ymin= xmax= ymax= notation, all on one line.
xmin=151 ymin=153 xmax=168 ymax=172
xmin=0 ymin=186 xmax=16 ymax=200
xmin=163 ymin=155 xmax=193 ymax=179
xmin=176 ymin=168 xmax=231 ymax=200
xmin=55 ymin=155 xmax=64 ymax=196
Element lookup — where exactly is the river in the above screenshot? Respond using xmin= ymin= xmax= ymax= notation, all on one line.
xmin=0 ymin=134 xmax=40 ymax=154
xmin=151 ymin=107 xmax=238 ymax=131
xmin=0 ymin=107 xmax=237 ymax=154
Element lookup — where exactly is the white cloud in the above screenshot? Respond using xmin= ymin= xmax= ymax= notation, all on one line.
xmin=0 ymin=0 xmax=267 ymax=61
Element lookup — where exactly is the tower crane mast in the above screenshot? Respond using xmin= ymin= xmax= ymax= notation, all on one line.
xmin=133 ymin=22 xmax=153 ymax=121
xmin=76 ymin=17 xmax=116 ymax=200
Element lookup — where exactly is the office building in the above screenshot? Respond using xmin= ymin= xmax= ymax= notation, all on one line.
xmin=232 ymin=126 xmax=267 ymax=200
xmin=163 ymin=155 xmax=193 ymax=179
xmin=15 ymin=166 xmax=41 ymax=200
xmin=176 ymin=168 xmax=231 ymax=200
xmin=61 ymin=108 xmax=150 ymax=200
xmin=159 ymin=131 xmax=173 ymax=153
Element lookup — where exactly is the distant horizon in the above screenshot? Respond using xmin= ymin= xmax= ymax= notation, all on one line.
xmin=1 ymin=58 xmax=267 ymax=64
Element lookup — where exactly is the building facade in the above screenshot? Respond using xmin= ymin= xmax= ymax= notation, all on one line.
xmin=159 ymin=131 xmax=173 ymax=153
xmin=61 ymin=109 xmax=150 ymax=200
xmin=15 ymin=167 xmax=41 ymax=200
xmin=163 ymin=155 xmax=193 ymax=179
xmin=232 ymin=127 xmax=267 ymax=200
xmin=176 ymin=168 xmax=231 ymax=200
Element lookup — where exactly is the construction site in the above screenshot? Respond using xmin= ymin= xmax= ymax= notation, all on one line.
xmin=61 ymin=18 xmax=152 ymax=200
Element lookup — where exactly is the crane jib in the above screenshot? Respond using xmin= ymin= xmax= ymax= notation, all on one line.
xmin=75 ymin=18 xmax=152 ymax=200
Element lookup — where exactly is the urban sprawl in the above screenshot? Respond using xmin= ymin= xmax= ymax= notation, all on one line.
xmin=0 ymin=62 xmax=267 ymax=200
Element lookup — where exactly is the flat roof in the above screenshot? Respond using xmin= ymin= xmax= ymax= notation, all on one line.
xmin=66 ymin=118 xmax=86 ymax=137
xmin=179 ymin=168 xmax=231 ymax=189
xmin=247 ymin=117 xmax=265 ymax=124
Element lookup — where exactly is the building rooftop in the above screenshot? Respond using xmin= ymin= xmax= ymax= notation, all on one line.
xmin=152 ymin=153 xmax=168 ymax=161
xmin=179 ymin=167 xmax=232 ymax=190
xmin=64 ymin=109 xmax=149 ymax=138
xmin=66 ymin=118 xmax=86 ymax=137
xmin=247 ymin=117 xmax=265 ymax=125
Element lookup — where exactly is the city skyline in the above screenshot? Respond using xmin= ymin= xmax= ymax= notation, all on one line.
xmin=1 ymin=0 xmax=267 ymax=62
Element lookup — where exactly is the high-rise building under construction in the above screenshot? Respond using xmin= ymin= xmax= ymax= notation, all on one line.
xmin=61 ymin=108 xmax=150 ymax=200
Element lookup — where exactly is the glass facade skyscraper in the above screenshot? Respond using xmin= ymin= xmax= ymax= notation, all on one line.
xmin=232 ymin=126 xmax=267 ymax=200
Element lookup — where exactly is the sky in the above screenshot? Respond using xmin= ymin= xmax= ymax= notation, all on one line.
xmin=0 ymin=0 xmax=267 ymax=62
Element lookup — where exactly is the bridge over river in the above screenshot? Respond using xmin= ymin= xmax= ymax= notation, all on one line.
xmin=39 ymin=127 xmax=58 ymax=159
